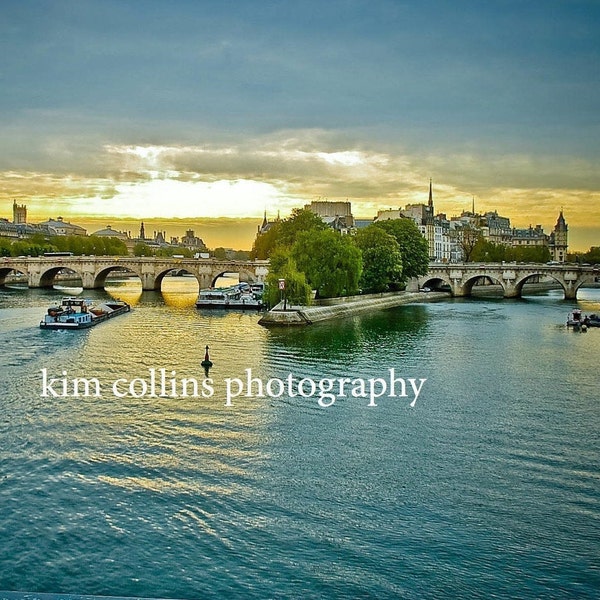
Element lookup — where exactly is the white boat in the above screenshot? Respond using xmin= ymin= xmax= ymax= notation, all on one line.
xmin=40 ymin=297 xmax=130 ymax=329
xmin=195 ymin=283 xmax=265 ymax=310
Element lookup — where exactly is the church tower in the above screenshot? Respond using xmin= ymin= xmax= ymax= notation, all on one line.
xmin=551 ymin=210 xmax=568 ymax=262
xmin=426 ymin=179 xmax=436 ymax=260
xmin=13 ymin=200 xmax=27 ymax=224
xmin=139 ymin=221 xmax=146 ymax=240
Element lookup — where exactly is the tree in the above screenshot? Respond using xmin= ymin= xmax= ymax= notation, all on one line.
xmin=250 ymin=208 xmax=327 ymax=259
xmin=277 ymin=208 xmax=328 ymax=248
xmin=512 ymin=245 xmax=551 ymax=263
xmin=291 ymin=229 xmax=362 ymax=298
xmin=585 ymin=247 xmax=600 ymax=263
xmin=471 ymin=239 xmax=512 ymax=263
xmin=134 ymin=242 xmax=154 ymax=257
xmin=251 ymin=221 xmax=282 ymax=259
xmin=373 ymin=218 xmax=429 ymax=279
xmin=354 ymin=225 xmax=403 ymax=292
xmin=449 ymin=224 xmax=482 ymax=262
xmin=264 ymin=249 xmax=312 ymax=307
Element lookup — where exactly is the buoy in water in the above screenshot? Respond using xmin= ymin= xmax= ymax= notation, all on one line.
xmin=201 ymin=345 xmax=213 ymax=368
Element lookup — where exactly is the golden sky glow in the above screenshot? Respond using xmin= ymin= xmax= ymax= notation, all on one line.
xmin=2 ymin=136 xmax=598 ymax=250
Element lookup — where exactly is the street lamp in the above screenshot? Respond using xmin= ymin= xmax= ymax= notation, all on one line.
xmin=278 ymin=278 xmax=287 ymax=310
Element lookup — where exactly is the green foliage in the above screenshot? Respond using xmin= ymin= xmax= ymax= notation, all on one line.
xmin=251 ymin=208 xmax=328 ymax=259
xmin=133 ymin=242 xmax=154 ymax=257
xmin=373 ymin=218 xmax=429 ymax=278
xmin=512 ymin=245 xmax=551 ymax=263
xmin=251 ymin=222 xmax=282 ymax=259
xmin=568 ymin=246 xmax=600 ymax=264
xmin=584 ymin=247 xmax=600 ymax=263
xmin=51 ymin=235 xmax=128 ymax=256
xmin=470 ymin=239 xmax=511 ymax=262
xmin=264 ymin=249 xmax=312 ymax=307
xmin=291 ymin=229 xmax=362 ymax=298
xmin=154 ymin=246 xmax=192 ymax=257
xmin=354 ymin=225 xmax=403 ymax=292
xmin=468 ymin=238 xmax=553 ymax=263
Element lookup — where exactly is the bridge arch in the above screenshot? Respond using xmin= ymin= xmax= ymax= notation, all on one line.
xmin=35 ymin=265 xmax=83 ymax=288
xmin=462 ymin=273 xmax=505 ymax=296
xmin=419 ymin=275 xmax=452 ymax=291
xmin=210 ymin=268 xmax=258 ymax=288
xmin=154 ymin=267 xmax=200 ymax=291
xmin=92 ymin=265 xmax=143 ymax=289
xmin=512 ymin=271 xmax=562 ymax=297
xmin=0 ymin=265 xmax=28 ymax=287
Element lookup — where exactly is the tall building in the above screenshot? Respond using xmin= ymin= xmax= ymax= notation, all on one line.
xmin=305 ymin=200 xmax=354 ymax=233
xmin=13 ymin=200 xmax=27 ymax=224
xmin=375 ymin=181 xmax=456 ymax=262
xmin=549 ymin=211 xmax=568 ymax=262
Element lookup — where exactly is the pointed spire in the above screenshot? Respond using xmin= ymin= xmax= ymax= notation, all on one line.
xmin=428 ymin=178 xmax=433 ymax=208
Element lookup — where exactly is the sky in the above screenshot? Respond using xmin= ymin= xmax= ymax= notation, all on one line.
xmin=0 ymin=0 xmax=599 ymax=250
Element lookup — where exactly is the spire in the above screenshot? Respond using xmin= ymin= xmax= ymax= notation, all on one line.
xmin=426 ymin=179 xmax=434 ymax=226
xmin=428 ymin=178 xmax=433 ymax=209
xmin=261 ymin=209 xmax=268 ymax=229
xmin=472 ymin=196 xmax=475 ymax=215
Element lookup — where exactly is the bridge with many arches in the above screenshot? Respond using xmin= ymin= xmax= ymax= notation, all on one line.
xmin=0 ymin=256 xmax=598 ymax=299
xmin=417 ymin=262 xmax=599 ymax=299
xmin=0 ymin=256 xmax=269 ymax=291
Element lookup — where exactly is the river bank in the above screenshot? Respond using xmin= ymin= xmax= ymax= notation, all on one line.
xmin=258 ymin=290 xmax=449 ymax=326
xmin=258 ymin=280 xmax=600 ymax=327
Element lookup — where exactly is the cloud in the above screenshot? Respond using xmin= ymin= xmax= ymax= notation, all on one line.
xmin=1 ymin=129 xmax=599 ymax=238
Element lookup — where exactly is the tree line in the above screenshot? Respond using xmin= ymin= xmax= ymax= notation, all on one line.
xmin=251 ymin=209 xmax=429 ymax=306
xmin=0 ymin=234 xmax=128 ymax=257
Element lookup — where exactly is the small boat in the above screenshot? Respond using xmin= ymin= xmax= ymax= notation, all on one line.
xmin=584 ymin=313 xmax=600 ymax=327
xmin=195 ymin=282 xmax=266 ymax=310
xmin=566 ymin=309 xmax=584 ymax=328
xmin=40 ymin=297 xmax=130 ymax=329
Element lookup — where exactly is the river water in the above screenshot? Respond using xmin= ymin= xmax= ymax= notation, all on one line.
xmin=0 ymin=279 xmax=598 ymax=599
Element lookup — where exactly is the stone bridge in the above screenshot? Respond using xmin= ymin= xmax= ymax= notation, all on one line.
xmin=417 ymin=262 xmax=600 ymax=299
xmin=0 ymin=256 xmax=270 ymax=291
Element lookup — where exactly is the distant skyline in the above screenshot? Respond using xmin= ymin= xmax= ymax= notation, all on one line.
xmin=1 ymin=0 xmax=599 ymax=250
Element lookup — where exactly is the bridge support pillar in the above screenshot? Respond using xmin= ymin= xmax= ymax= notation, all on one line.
xmin=450 ymin=281 xmax=467 ymax=297
xmin=82 ymin=272 xmax=102 ymax=289
xmin=28 ymin=272 xmax=42 ymax=288
xmin=563 ymin=283 xmax=577 ymax=300
xmin=198 ymin=273 xmax=213 ymax=289
xmin=502 ymin=283 xmax=520 ymax=298
xmin=28 ymin=270 xmax=55 ymax=288
xmin=140 ymin=272 xmax=159 ymax=291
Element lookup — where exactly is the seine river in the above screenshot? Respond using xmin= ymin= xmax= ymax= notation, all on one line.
xmin=0 ymin=278 xmax=598 ymax=599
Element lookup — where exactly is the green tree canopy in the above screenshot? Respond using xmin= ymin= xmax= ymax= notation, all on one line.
xmin=291 ymin=229 xmax=362 ymax=298
xmin=251 ymin=208 xmax=328 ymax=259
xmin=373 ymin=218 xmax=429 ymax=279
xmin=354 ymin=225 xmax=403 ymax=292
xmin=133 ymin=242 xmax=154 ymax=257
xmin=264 ymin=249 xmax=312 ymax=307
